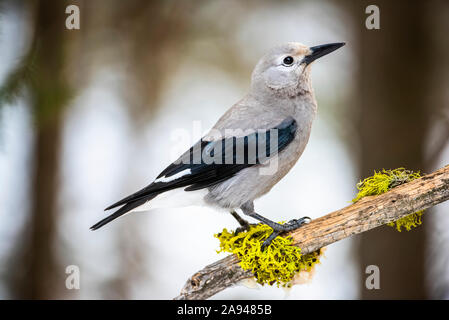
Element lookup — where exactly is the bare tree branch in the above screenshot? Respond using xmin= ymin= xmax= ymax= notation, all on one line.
xmin=175 ymin=164 xmax=449 ymax=300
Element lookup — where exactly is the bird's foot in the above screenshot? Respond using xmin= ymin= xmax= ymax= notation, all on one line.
xmin=235 ymin=223 xmax=251 ymax=235
xmin=261 ymin=216 xmax=311 ymax=250
xmin=283 ymin=217 xmax=312 ymax=231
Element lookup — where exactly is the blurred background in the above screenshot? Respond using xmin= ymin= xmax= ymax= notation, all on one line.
xmin=0 ymin=0 xmax=448 ymax=299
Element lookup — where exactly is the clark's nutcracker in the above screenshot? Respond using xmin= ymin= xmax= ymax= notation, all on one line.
xmin=91 ymin=42 xmax=344 ymax=245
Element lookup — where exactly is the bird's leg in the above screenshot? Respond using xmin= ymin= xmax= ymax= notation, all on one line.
xmin=241 ymin=201 xmax=310 ymax=232
xmin=230 ymin=210 xmax=251 ymax=234
xmin=230 ymin=210 xmax=250 ymax=227
xmin=240 ymin=201 xmax=311 ymax=249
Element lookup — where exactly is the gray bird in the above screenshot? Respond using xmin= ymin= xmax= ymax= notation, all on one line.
xmin=91 ymin=42 xmax=344 ymax=245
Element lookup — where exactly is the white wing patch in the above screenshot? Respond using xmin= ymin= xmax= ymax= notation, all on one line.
xmin=154 ymin=168 xmax=192 ymax=183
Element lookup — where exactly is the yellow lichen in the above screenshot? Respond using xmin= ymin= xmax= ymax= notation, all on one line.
xmin=387 ymin=210 xmax=423 ymax=231
xmin=352 ymin=168 xmax=424 ymax=232
xmin=215 ymin=224 xmax=322 ymax=287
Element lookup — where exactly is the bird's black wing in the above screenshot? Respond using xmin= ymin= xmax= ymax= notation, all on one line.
xmin=91 ymin=117 xmax=297 ymax=230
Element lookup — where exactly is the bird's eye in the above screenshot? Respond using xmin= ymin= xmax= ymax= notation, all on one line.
xmin=283 ymin=56 xmax=294 ymax=65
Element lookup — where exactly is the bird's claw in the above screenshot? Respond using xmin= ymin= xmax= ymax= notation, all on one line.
xmin=261 ymin=230 xmax=282 ymax=250
xmin=261 ymin=216 xmax=311 ymax=251
xmin=284 ymin=216 xmax=311 ymax=230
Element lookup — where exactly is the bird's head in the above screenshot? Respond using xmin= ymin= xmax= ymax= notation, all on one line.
xmin=250 ymin=42 xmax=345 ymax=97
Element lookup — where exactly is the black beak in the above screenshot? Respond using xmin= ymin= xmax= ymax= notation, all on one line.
xmin=304 ymin=42 xmax=345 ymax=65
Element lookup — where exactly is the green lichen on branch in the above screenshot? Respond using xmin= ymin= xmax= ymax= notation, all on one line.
xmin=215 ymin=224 xmax=322 ymax=287
xmin=352 ymin=168 xmax=424 ymax=231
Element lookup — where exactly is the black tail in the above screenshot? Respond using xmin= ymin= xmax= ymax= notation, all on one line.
xmin=90 ymin=198 xmax=148 ymax=230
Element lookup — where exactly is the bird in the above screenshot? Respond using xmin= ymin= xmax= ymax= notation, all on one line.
xmin=91 ymin=42 xmax=345 ymax=245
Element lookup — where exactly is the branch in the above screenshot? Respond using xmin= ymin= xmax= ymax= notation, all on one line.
xmin=175 ymin=165 xmax=449 ymax=300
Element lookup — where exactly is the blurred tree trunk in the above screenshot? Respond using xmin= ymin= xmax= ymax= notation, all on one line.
xmin=9 ymin=0 xmax=71 ymax=299
xmin=97 ymin=0 xmax=199 ymax=298
xmin=350 ymin=0 xmax=433 ymax=298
